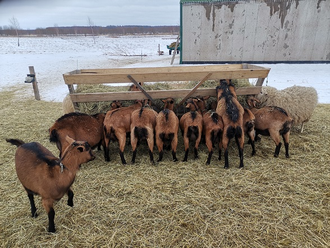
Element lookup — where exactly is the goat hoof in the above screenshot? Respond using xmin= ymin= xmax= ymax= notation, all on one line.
xmin=32 ymin=212 xmax=38 ymax=218
xmin=224 ymin=166 xmax=229 ymax=169
xmin=173 ymin=158 xmax=178 ymax=162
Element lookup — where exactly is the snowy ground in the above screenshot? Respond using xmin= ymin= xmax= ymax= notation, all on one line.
xmin=1 ymin=35 xmax=329 ymax=103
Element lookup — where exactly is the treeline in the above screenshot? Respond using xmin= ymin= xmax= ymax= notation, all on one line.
xmin=0 ymin=25 xmax=180 ymax=36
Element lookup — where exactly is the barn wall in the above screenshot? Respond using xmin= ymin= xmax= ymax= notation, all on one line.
xmin=180 ymin=0 xmax=330 ymax=64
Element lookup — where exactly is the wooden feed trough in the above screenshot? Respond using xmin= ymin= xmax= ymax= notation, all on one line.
xmin=63 ymin=64 xmax=270 ymax=110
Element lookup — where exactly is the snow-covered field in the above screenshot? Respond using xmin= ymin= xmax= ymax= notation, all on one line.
xmin=1 ymin=35 xmax=329 ymax=103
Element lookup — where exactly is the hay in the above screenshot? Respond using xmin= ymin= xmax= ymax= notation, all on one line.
xmin=73 ymin=79 xmax=250 ymax=115
xmin=1 ymin=88 xmax=329 ymax=247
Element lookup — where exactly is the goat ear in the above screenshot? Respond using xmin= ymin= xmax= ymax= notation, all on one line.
xmin=65 ymin=135 xmax=75 ymax=145
xmin=203 ymin=96 xmax=210 ymax=100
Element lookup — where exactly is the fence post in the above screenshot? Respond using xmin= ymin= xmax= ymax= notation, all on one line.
xmin=27 ymin=66 xmax=40 ymax=100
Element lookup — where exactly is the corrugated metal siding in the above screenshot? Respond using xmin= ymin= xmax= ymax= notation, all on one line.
xmin=180 ymin=0 xmax=330 ymax=63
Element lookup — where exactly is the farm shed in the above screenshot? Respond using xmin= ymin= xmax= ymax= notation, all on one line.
xmin=179 ymin=0 xmax=330 ymax=64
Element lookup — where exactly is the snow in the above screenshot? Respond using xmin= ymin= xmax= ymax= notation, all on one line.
xmin=1 ymin=35 xmax=329 ymax=103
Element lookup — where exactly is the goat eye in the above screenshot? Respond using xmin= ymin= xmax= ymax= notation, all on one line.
xmin=77 ymin=147 xmax=84 ymax=152
xmin=170 ymin=100 xmax=174 ymax=104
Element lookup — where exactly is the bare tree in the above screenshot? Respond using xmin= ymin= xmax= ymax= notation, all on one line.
xmin=9 ymin=16 xmax=20 ymax=46
xmin=54 ymin=24 xmax=60 ymax=36
xmin=87 ymin=16 xmax=96 ymax=44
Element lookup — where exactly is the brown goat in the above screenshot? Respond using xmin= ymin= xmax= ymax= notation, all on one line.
xmin=6 ymin=136 xmax=95 ymax=232
xmin=246 ymin=96 xmax=293 ymax=158
xmin=103 ymin=100 xmax=144 ymax=164
xmin=216 ymin=80 xmax=245 ymax=168
xmin=179 ymin=98 xmax=203 ymax=162
xmin=130 ymin=104 xmax=158 ymax=164
xmin=155 ymin=98 xmax=179 ymax=162
xmin=129 ymin=82 xmax=144 ymax=91
xmin=219 ymin=80 xmax=256 ymax=156
xmin=195 ymin=96 xmax=224 ymax=165
xmin=49 ymin=112 xmax=104 ymax=157
xmin=243 ymin=108 xmax=256 ymax=156
xmin=110 ymin=100 xmax=122 ymax=110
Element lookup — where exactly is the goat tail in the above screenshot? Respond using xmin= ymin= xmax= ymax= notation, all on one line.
xmin=245 ymin=120 xmax=254 ymax=133
xmin=187 ymin=126 xmax=199 ymax=141
xmin=226 ymin=126 xmax=243 ymax=140
xmin=49 ymin=129 xmax=59 ymax=143
xmin=6 ymin=138 xmax=25 ymax=147
xmin=280 ymin=120 xmax=292 ymax=135
xmin=134 ymin=127 xmax=148 ymax=140
xmin=210 ymin=112 xmax=219 ymax=124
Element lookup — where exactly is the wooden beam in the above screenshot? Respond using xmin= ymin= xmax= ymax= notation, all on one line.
xmin=69 ymin=86 xmax=261 ymax=103
xmin=127 ymin=75 xmax=154 ymax=101
xmin=178 ymin=73 xmax=212 ymax=106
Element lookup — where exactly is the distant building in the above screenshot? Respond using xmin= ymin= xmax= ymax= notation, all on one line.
xmin=180 ymin=0 xmax=330 ymax=64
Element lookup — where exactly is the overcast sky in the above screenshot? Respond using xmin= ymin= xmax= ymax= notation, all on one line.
xmin=0 ymin=0 xmax=180 ymax=29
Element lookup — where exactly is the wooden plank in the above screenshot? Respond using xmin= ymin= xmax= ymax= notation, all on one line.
xmin=69 ymin=87 xmax=261 ymax=103
xmin=63 ymin=69 xmax=270 ymax=85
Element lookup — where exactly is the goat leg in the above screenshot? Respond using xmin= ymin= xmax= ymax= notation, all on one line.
xmin=194 ymin=147 xmax=199 ymax=159
xmin=119 ymin=151 xmax=127 ymax=164
xmin=158 ymin=150 xmax=163 ymax=162
xmin=274 ymin=142 xmax=282 ymax=157
xmin=27 ymin=192 xmax=38 ymax=218
xmin=183 ymin=148 xmax=189 ymax=162
xmin=285 ymin=142 xmax=290 ymax=158
xmin=172 ymin=150 xmax=178 ymax=162
xmin=48 ymin=208 xmax=56 ymax=233
xmin=206 ymin=151 xmax=213 ymax=165
xmin=224 ymin=149 xmax=229 ymax=169
xmin=148 ymin=149 xmax=154 ymax=164
xmin=67 ymin=189 xmax=74 ymax=207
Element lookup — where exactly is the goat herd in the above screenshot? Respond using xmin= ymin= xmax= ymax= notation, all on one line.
xmin=6 ymin=79 xmax=293 ymax=233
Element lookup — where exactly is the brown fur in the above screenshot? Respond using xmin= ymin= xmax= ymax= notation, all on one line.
xmin=6 ymin=136 xmax=95 ymax=233
xmin=155 ymin=98 xmax=179 ymax=162
xmin=103 ymin=100 xmax=144 ymax=164
xmin=110 ymin=100 xmax=122 ymax=110
xmin=130 ymin=105 xmax=158 ymax=164
xmin=128 ymin=82 xmax=144 ymax=91
xmin=49 ymin=112 xmax=105 ymax=157
xmin=179 ymin=98 xmax=203 ymax=162
xmin=247 ymin=96 xmax=293 ymax=158
xmin=196 ymin=96 xmax=224 ymax=165
xmin=216 ymin=80 xmax=245 ymax=168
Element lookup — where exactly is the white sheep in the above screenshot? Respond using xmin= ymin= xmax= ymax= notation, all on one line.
xmin=62 ymin=94 xmax=75 ymax=114
xmin=255 ymin=85 xmax=318 ymax=133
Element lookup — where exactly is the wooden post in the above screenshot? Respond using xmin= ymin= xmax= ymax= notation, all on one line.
xmin=28 ymin=66 xmax=40 ymax=100
xmin=170 ymin=35 xmax=180 ymax=65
